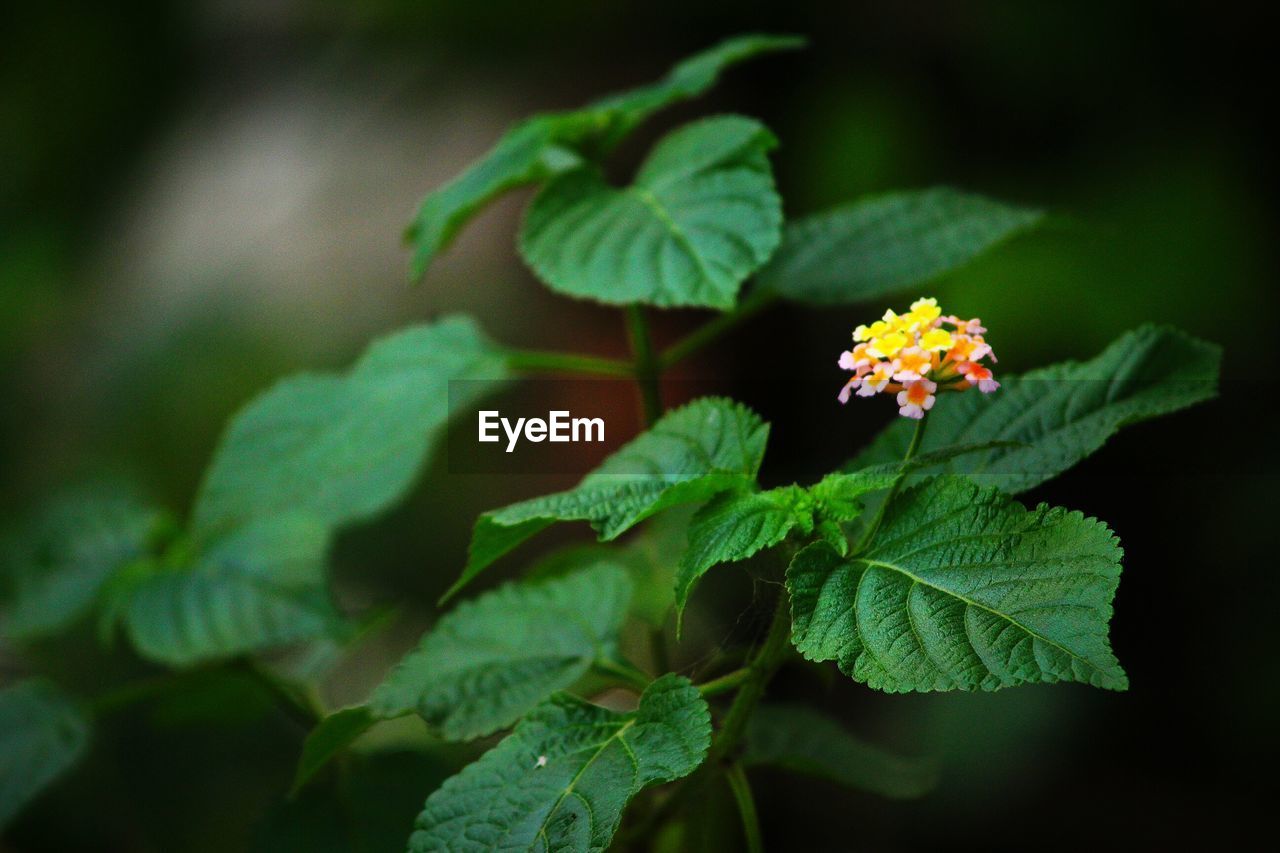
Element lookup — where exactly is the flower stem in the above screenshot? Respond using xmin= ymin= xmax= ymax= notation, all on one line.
xmin=504 ymin=348 xmax=635 ymax=377
xmin=726 ymin=763 xmax=765 ymax=853
xmin=853 ymin=412 xmax=929 ymax=555
xmin=625 ymin=305 xmax=664 ymax=425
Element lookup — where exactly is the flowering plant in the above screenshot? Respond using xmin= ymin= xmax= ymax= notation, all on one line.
xmin=0 ymin=35 xmax=1221 ymax=852
xmin=839 ymin=297 xmax=999 ymax=417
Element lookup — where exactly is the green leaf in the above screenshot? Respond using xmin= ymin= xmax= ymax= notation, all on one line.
xmin=407 ymin=34 xmax=802 ymax=277
xmin=674 ymin=469 xmax=900 ymax=625
xmin=619 ymin=508 xmax=694 ymax=628
xmin=806 ymin=469 xmax=902 ymax=523
xmin=587 ymin=34 xmax=804 ymax=148
xmin=674 ymin=487 xmax=807 ymax=627
xmin=292 ymin=706 xmax=381 ymax=794
xmin=1 ymin=488 xmax=162 ymax=639
xmin=848 ymin=325 xmax=1221 ymax=493
xmin=755 ymin=187 xmax=1043 ymax=304
xmin=409 ymin=674 xmax=710 ymax=852
xmin=292 ymin=565 xmax=633 ymax=789
xmin=193 ymin=316 xmax=509 ymax=540
xmin=788 ymin=476 xmax=1128 ymax=692
xmin=744 ymin=705 xmax=939 ymax=799
xmin=406 ymin=115 xmax=592 ymax=278
xmin=445 ymin=397 xmax=769 ymax=602
xmin=370 ymin=564 xmax=632 ymax=741
xmin=520 ymin=116 xmax=783 ymax=309
xmin=523 ymin=508 xmax=691 ymax=629
xmin=0 ymin=679 xmax=90 ymax=828
xmin=122 ymin=576 xmax=338 ymax=667
xmin=118 ymin=514 xmax=341 ymax=666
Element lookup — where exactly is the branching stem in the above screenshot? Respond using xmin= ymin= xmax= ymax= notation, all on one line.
xmin=696 ymin=667 xmax=752 ymax=697
xmin=504 ymin=348 xmax=634 ymax=377
xmin=592 ymin=658 xmax=653 ymax=692
xmin=706 ymin=592 xmax=792 ymax=765
xmin=726 ymin=762 xmax=765 ymax=853
xmin=625 ymin=305 xmax=664 ymax=425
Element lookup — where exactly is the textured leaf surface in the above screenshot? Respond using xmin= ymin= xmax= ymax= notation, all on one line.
xmin=409 ymin=675 xmax=710 ymax=852
xmin=849 ymin=325 xmax=1221 ymax=493
xmin=755 ymin=187 xmax=1042 ymax=304
xmin=408 ymin=34 xmax=801 ymax=276
xmin=193 ymin=316 xmax=509 ymax=539
xmin=744 ymin=705 xmax=938 ymax=799
xmin=520 ymin=116 xmax=782 ymax=309
xmin=806 ymin=469 xmax=902 ymax=524
xmin=674 ymin=469 xmax=900 ymax=623
xmin=0 ymin=680 xmax=90 ymax=828
xmin=1 ymin=489 xmax=160 ymax=639
xmin=788 ymin=477 xmax=1127 ymax=692
xmin=119 ymin=515 xmax=340 ymax=666
xmin=371 ymin=565 xmax=632 ymax=740
xmin=446 ymin=398 xmax=768 ymax=601
xmin=674 ymin=488 xmax=806 ymax=623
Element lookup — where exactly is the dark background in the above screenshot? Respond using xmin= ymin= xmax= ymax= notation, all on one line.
xmin=2 ymin=1 xmax=1276 ymax=850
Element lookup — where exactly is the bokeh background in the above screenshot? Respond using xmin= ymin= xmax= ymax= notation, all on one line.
xmin=2 ymin=1 xmax=1276 ymax=850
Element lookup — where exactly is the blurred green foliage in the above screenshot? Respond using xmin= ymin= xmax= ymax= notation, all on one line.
xmin=1 ymin=1 xmax=1273 ymax=849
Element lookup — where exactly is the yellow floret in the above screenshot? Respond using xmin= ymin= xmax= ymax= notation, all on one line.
xmin=908 ymin=297 xmax=942 ymax=325
xmin=919 ymin=328 xmax=954 ymax=352
xmin=870 ymin=331 xmax=908 ymax=358
xmin=853 ymin=319 xmax=891 ymax=342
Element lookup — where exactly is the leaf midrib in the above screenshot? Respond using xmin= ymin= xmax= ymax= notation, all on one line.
xmin=856 ymin=556 xmax=1108 ymax=680
xmin=519 ymin=717 xmax=639 ymax=849
xmin=632 ymin=186 xmax=718 ymax=294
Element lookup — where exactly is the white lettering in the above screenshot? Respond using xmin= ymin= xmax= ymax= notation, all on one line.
xmin=549 ymin=410 xmax=570 ymax=442
xmin=481 ymin=411 xmax=605 ymax=452
xmin=573 ymin=417 xmax=604 ymax=442
xmin=478 ymin=410 xmax=500 ymax=442
xmin=502 ymin=417 xmax=525 ymax=453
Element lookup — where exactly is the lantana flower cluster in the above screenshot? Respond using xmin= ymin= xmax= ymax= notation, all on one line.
xmin=837 ymin=297 xmax=999 ymax=419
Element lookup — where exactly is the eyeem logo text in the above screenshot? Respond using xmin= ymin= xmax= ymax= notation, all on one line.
xmin=478 ymin=410 xmax=605 ymax=453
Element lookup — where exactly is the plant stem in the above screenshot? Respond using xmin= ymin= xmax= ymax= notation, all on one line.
xmin=659 ymin=289 xmax=778 ymax=370
xmin=726 ymin=763 xmax=765 ymax=853
xmin=624 ymin=305 xmax=663 ymax=425
xmin=706 ymin=592 xmax=792 ymax=764
xmin=696 ymin=667 xmax=751 ymax=697
xmin=628 ymin=599 xmax=789 ymax=840
xmin=591 ymin=658 xmax=653 ymax=692
xmin=504 ymin=348 xmax=635 ymax=378
xmin=852 ymin=413 xmax=929 ymax=555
